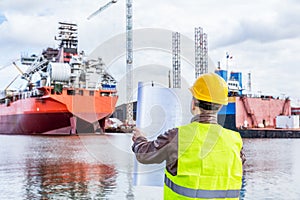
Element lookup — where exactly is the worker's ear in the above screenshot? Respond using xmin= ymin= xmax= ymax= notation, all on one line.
xmin=191 ymin=99 xmax=195 ymax=110
xmin=190 ymin=98 xmax=196 ymax=114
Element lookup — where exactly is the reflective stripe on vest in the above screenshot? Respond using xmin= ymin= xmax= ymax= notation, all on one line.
xmin=165 ymin=174 xmax=240 ymax=199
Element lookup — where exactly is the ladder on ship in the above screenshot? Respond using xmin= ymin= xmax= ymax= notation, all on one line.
xmin=281 ymin=98 xmax=290 ymax=115
xmin=241 ymin=96 xmax=258 ymax=128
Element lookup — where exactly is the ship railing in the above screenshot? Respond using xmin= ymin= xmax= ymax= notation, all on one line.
xmin=243 ymin=93 xmax=285 ymax=100
xmin=100 ymin=91 xmax=118 ymax=97
xmin=0 ymin=89 xmax=43 ymax=104
xmin=14 ymin=90 xmax=42 ymax=100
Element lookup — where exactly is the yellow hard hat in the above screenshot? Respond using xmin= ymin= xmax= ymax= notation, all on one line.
xmin=190 ymin=73 xmax=228 ymax=105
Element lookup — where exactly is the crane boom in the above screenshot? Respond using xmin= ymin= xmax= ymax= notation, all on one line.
xmin=12 ymin=62 xmax=25 ymax=76
xmin=4 ymin=74 xmax=20 ymax=91
xmin=12 ymin=62 xmax=31 ymax=82
xmin=87 ymin=0 xmax=118 ymax=20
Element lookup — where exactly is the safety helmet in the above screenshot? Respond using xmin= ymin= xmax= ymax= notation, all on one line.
xmin=190 ymin=73 xmax=228 ymax=105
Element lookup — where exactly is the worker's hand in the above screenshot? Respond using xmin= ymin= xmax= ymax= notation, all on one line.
xmin=132 ymin=127 xmax=145 ymax=142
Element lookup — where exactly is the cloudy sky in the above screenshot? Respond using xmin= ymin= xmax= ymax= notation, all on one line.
xmin=0 ymin=0 xmax=300 ymax=105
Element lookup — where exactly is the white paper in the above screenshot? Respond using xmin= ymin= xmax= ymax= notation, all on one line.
xmin=134 ymin=82 xmax=193 ymax=186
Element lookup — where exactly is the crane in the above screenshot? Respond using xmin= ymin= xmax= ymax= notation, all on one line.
xmin=3 ymin=74 xmax=20 ymax=93
xmin=12 ymin=62 xmax=29 ymax=81
xmin=0 ymin=62 xmax=24 ymax=98
xmin=126 ymin=0 xmax=133 ymax=125
xmin=2 ymin=62 xmax=29 ymax=98
xmin=87 ymin=0 xmax=118 ymax=20
xmin=88 ymin=0 xmax=134 ymax=125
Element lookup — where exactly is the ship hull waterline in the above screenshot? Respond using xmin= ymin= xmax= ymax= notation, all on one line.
xmin=0 ymin=112 xmax=115 ymax=135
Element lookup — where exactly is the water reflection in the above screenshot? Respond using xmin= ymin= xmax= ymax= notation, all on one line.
xmin=24 ymin=160 xmax=116 ymax=199
xmin=0 ymin=135 xmax=123 ymax=200
xmin=242 ymin=139 xmax=300 ymax=199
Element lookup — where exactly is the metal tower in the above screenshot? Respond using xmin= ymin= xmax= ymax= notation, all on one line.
xmin=126 ymin=0 xmax=134 ymax=124
xmin=194 ymin=27 xmax=208 ymax=78
xmin=203 ymin=32 xmax=208 ymax=74
xmin=172 ymin=32 xmax=181 ymax=88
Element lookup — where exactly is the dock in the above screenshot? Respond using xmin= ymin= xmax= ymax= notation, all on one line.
xmin=239 ymin=128 xmax=300 ymax=138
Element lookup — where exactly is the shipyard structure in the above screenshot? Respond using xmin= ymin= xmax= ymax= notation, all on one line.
xmin=216 ymin=69 xmax=300 ymax=138
xmin=111 ymin=26 xmax=300 ymax=137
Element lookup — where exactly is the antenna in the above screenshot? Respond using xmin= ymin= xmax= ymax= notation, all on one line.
xmin=247 ymin=72 xmax=252 ymax=93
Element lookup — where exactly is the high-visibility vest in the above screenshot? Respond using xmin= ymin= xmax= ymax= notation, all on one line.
xmin=164 ymin=122 xmax=243 ymax=199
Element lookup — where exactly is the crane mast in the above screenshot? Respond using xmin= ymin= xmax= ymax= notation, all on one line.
xmin=87 ymin=0 xmax=134 ymax=124
xmin=126 ymin=0 xmax=133 ymax=124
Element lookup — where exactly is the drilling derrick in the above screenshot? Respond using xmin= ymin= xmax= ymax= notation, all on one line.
xmin=195 ymin=27 xmax=208 ymax=78
xmin=172 ymin=32 xmax=181 ymax=88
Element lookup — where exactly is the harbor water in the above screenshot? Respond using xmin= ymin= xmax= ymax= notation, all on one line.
xmin=1 ymin=134 xmax=300 ymax=199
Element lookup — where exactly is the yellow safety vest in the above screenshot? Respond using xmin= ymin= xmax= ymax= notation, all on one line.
xmin=164 ymin=122 xmax=243 ymax=199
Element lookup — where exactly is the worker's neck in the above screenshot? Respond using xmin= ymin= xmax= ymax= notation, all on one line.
xmin=191 ymin=108 xmax=218 ymax=124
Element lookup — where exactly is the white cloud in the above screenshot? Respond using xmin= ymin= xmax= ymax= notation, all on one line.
xmin=0 ymin=0 xmax=299 ymax=103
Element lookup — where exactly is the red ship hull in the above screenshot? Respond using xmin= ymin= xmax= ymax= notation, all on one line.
xmin=0 ymin=87 xmax=118 ymax=134
xmin=0 ymin=112 xmax=72 ymax=134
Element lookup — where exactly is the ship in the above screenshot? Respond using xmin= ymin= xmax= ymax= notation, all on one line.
xmin=0 ymin=22 xmax=118 ymax=135
xmin=215 ymin=69 xmax=300 ymax=138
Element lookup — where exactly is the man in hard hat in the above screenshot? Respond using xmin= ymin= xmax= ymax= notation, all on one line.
xmin=132 ymin=72 xmax=245 ymax=199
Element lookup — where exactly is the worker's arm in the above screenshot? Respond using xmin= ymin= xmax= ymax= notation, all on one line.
xmin=132 ymin=127 xmax=178 ymax=164
xmin=241 ymin=147 xmax=246 ymax=164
